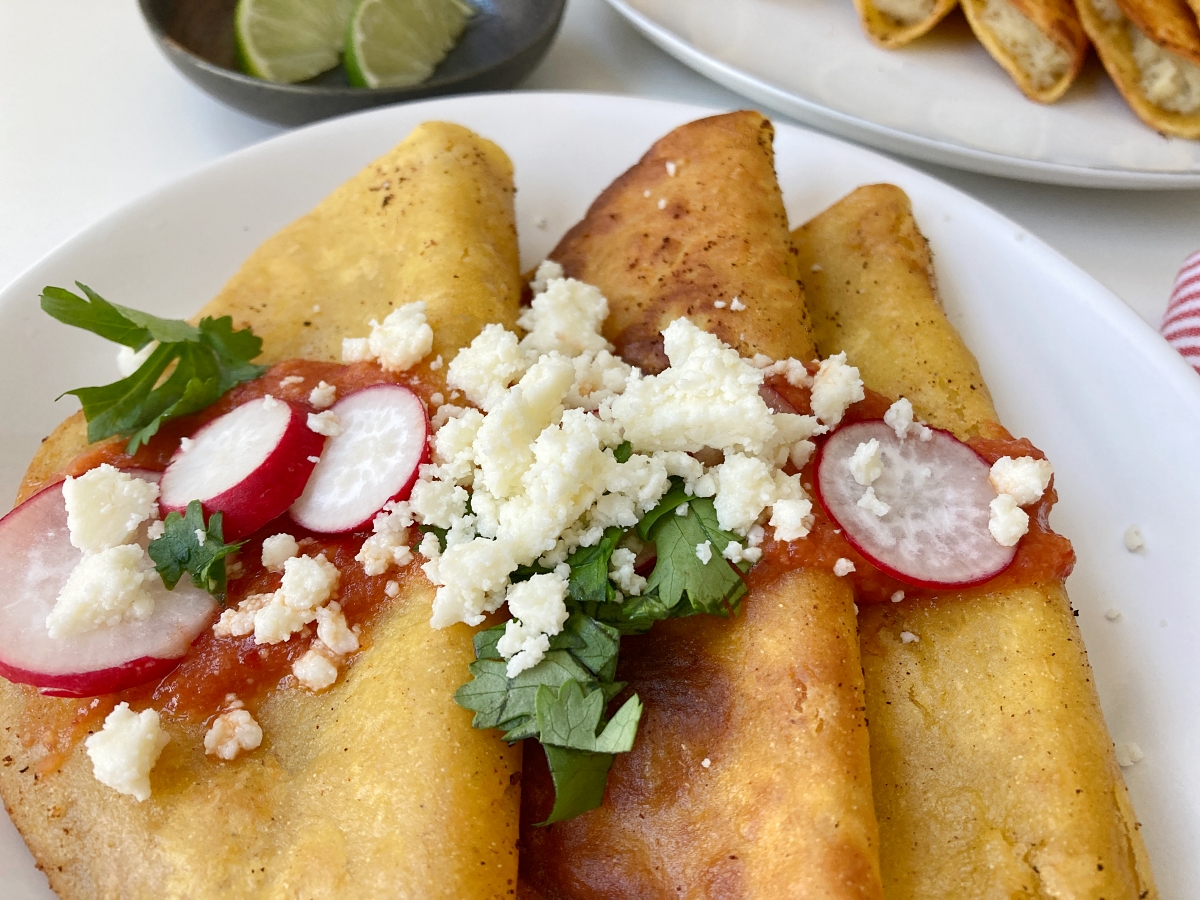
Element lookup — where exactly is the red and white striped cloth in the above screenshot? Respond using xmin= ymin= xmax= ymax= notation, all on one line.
xmin=1162 ymin=250 xmax=1200 ymax=375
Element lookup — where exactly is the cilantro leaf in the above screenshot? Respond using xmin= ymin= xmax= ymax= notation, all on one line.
xmin=635 ymin=479 xmax=691 ymax=541
xmin=453 ymin=649 xmax=598 ymax=732
xmin=147 ymin=501 xmax=243 ymax=602
xmin=564 ymin=527 xmax=623 ymax=606
xmin=548 ymin=613 xmax=621 ymax=682
xmin=539 ymin=745 xmax=615 ymax=826
xmin=41 ymin=284 xmax=266 ymax=452
xmin=612 ymin=441 xmax=633 ymax=464
xmin=641 ymin=494 xmax=748 ymax=619
xmin=536 ymin=680 xmax=643 ymax=754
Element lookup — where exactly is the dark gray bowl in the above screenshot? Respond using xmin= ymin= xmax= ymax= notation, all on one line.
xmin=138 ymin=0 xmax=565 ymax=126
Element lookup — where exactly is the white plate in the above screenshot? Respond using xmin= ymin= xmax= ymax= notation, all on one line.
xmin=605 ymin=0 xmax=1200 ymax=188
xmin=1 ymin=92 xmax=1197 ymax=897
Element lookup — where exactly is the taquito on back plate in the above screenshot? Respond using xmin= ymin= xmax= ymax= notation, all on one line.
xmin=854 ymin=0 xmax=960 ymax=47
xmin=1077 ymin=0 xmax=1200 ymax=137
xmin=518 ymin=112 xmax=883 ymax=900
xmin=960 ymin=0 xmax=1088 ymax=101
xmin=1 ymin=122 xmax=523 ymax=899
xmin=793 ymin=183 xmax=1157 ymax=900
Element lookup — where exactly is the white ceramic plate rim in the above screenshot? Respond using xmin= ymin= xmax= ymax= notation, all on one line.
xmin=604 ymin=0 xmax=1200 ymax=189
xmin=1 ymin=92 xmax=1198 ymax=898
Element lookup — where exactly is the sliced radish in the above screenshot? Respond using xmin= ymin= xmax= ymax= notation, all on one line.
xmin=814 ymin=419 xmax=1015 ymax=588
xmin=160 ymin=396 xmax=323 ymax=541
xmin=289 ymin=384 xmax=429 ymax=534
xmin=0 ymin=475 xmax=217 ymax=697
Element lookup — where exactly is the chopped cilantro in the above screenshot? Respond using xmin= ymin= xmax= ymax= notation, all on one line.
xmin=41 ymin=283 xmax=266 ymax=452
xmin=147 ymin=501 xmax=243 ymax=602
xmin=455 ymin=476 xmax=755 ymax=825
xmin=612 ymin=440 xmax=633 ymax=464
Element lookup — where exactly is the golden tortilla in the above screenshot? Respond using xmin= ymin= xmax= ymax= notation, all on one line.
xmin=1 ymin=122 xmax=523 ymax=899
xmin=853 ymin=0 xmax=960 ymax=48
xmin=794 ymin=183 xmax=1158 ymax=900
xmin=520 ymin=112 xmax=883 ymax=900
xmin=959 ymin=0 xmax=1087 ymax=102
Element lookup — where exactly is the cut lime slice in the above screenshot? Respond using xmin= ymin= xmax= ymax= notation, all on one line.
xmin=235 ymin=0 xmax=356 ymax=84
xmin=344 ymin=0 xmax=474 ymax=89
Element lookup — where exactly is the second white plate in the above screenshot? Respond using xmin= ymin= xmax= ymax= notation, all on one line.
xmin=606 ymin=0 xmax=1200 ymax=188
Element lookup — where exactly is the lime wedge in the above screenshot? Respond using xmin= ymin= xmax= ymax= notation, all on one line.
xmin=344 ymin=0 xmax=474 ymax=89
xmin=235 ymin=0 xmax=356 ymax=84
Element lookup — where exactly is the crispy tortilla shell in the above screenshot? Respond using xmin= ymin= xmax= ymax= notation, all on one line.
xmin=960 ymin=0 xmax=1087 ymax=101
xmin=1077 ymin=0 xmax=1200 ymax=137
xmin=854 ymin=0 xmax=960 ymax=48
xmin=550 ymin=110 xmax=815 ymax=372
xmin=1 ymin=122 xmax=523 ymax=899
xmin=794 ymin=183 xmax=1158 ymax=899
xmin=522 ymin=112 xmax=882 ymax=900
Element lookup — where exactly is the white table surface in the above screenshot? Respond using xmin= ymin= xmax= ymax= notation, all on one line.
xmin=2 ymin=0 xmax=1199 ymax=330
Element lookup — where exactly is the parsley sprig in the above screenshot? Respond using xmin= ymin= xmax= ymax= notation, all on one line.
xmin=455 ymin=477 xmax=750 ymax=824
xmin=41 ymin=283 xmax=267 ymax=452
xmin=147 ymin=501 xmax=243 ymax=603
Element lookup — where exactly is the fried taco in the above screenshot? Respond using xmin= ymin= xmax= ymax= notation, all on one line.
xmin=854 ymin=0 xmax=960 ymax=47
xmin=1077 ymin=0 xmax=1200 ymax=136
xmin=960 ymin=0 xmax=1088 ymax=101
xmin=793 ymin=183 xmax=1158 ymax=899
xmin=0 ymin=122 xmax=524 ymax=899
xmin=515 ymin=112 xmax=883 ymax=899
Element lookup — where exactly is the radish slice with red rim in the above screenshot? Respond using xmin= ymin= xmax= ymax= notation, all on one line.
xmin=289 ymin=384 xmax=429 ymax=534
xmin=160 ymin=396 xmax=324 ymax=541
xmin=0 ymin=473 xmax=217 ymax=697
xmin=814 ymin=419 xmax=1015 ymax=589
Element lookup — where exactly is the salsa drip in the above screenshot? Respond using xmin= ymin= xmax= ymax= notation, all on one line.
xmin=29 ymin=359 xmax=440 ymax=758
xmin=747 ymin=374 xmax=1075 ymax=605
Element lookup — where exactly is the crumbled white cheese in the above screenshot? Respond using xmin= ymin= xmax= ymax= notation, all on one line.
xmin=355 ymin=506 xmax=413 ymax=576
xmin=62 ymin=464 xmax=160 ymax=554
xmin=519 ymin=275 xmax=612 ymax=358
xmin=1105 ymin=608 xmax=1122 ymax=621
xmin=657 ymin=198 xmax=667 ymax=210
xmin=833 ymin=558 xmax=856 ymax=577
xmin=47 ymin=544 xmax=155 ymax=639
xmin=385 ymin=580 xmax=400 ymax=598
xmin=430 ymin=354 xmax=444 ymax=371
xmin=261 ymin=394 xmax=280 ymax=412
xmin=1124 ymin=524 xmax=1145 ymax=552
xmin=701 ymin=757 xmax=711 ymax=768
xmin=891 ymin=590 xmax=905 ymax=603
xmin=446 ymin=323 xmax=536 ymax=411
xmin=279 ymin=375 xmax=305 ymax=388
xmin=204 ymin=709 xmax=263 ymax=761
xmin=729 ymin=297 xmax=747 ymax=312
xmin=900 ymin=631 xmax=920 ymax=644
xmin=116 ymin=341 xmax=158 ymax=378
xmin=529 ymin=259 xmax=565 ymax=296
xmin=609 ymin=547 xmax=646 ymax=596
xmin=811 ymin=264 xmax=822 ymax=273
xmin=714 ymin=301 xmax=727 ymax=309
xmin=308 ymin=381 xmax=337 ymax=409
xmin=253 ymin=554 xmax=340 ymax=645
xmin=848 ymin=439 xmax=884 ymax=486
xmin=611 ymin=319 xmax=775 ymax=456
xmin=213 ymin=592 xmax=272 ymax=638
xmin=988 ymin=494 xmax=1029 ymax=547
xmin=307 ymin=410 xmax=342 ymax=437
xmin=292 ymin=648 xmax=339 ymax=692
xmin=496 ymin=572 xmax=569 ymax=676
xmin=179 ymin=437 xmax=194 ymax=454
xmin=316 ymin=602 xmax=359 ymax=656
xmin=810 ymin=353 xmax=864 ymax=426
xmin=712 ymin=453 xmax=777 ymax=533
xmin=367 ymin=302 xmax=434 ymax=372
xmin=261 ymin=533 xmax=299 ymax=571
xmin=1115 ymin=741 xmax=1145 ymax=767
xmin=84 ymin=703 xmax=169 ymax=802
xmin=857 ymin=486 xmax=890 ymax=517
xmin=989 ymin=456 xmax=1053 ymax=506
xmin=695 ymin=540 xmax=713 ymax=564
xmin=884 ymin=398 xmax=917 ymax=440
xmin=146 ymin=520 xmax=165 ymax=541
xmin=341 ymin=337 xmax=371 ymax=363
xmin=194 ymin=528 xmax=207 ymax=547
xmin=666 ymin=160 xmax=677 ymax=177
xmin=769 ymin=496 xmax=814 ymax=541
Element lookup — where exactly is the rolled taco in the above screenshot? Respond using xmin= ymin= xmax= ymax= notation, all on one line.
xmin=854 ymin=0 xmax=960 ymax=48
xmin=1077 ymin=0 xmax=1200 ymax=137
xmin=960 ymin=0 xmax=1088 ymax=101
xmin=518 ymin=112 xmax=883 ymax=899
xmin=0 ymin=122 xmax=524 ymax=898
xmin=792 ymin=183 xmax=1158 ymax=899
